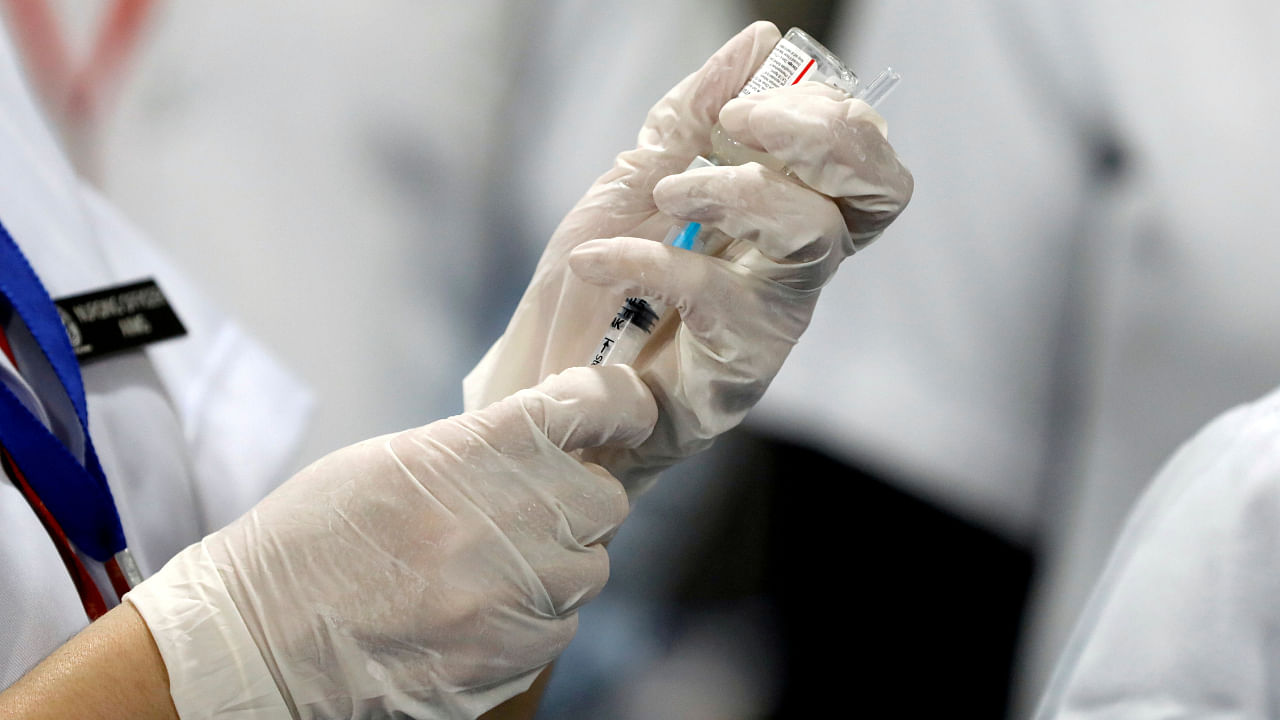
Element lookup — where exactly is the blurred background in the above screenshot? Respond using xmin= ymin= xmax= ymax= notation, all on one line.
xmin=8 ymin=1 xmax=1280 ymax=717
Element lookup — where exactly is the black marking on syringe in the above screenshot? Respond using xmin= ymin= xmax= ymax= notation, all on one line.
xmin=617 ymin=298 xmax=659 ymax=333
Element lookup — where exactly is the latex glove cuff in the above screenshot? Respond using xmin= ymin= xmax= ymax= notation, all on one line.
xmin=126 ymin=542 xmax=292 ymax=720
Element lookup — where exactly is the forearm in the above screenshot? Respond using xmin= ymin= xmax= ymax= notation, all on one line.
xmin=0 ymin=602 xmax=178 ymax=720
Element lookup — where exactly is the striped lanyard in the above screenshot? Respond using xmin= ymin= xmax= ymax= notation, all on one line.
xmin=0 ymin=215 xmax=140 ymax=613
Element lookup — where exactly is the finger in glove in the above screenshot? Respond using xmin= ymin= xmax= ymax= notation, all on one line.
xmin=718 ymin=82 xmax=914 ymax=242
xmin=653 ymin=162 xmax=851 ymax=286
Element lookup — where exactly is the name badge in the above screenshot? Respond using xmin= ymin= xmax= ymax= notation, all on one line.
xmin=53 ymin=279 xmax=187 ymax=362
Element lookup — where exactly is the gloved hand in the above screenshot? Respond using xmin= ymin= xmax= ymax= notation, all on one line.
xmin=464 ymin=21 xmax=913 ymax=495
xmin=125 ymin=365 xmax=656 ymax=719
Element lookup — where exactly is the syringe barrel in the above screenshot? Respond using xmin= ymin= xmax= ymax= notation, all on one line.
xmin=589 ymin=297 xmax=664 ymax=367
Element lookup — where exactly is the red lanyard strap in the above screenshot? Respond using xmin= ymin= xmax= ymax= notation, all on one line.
xmin=3 ymin=0 xmax=158 ymax=122
xmin=0 ymin=309 xmax=112 ymax=618
xmin=1 ymin=447 xmax=109 ymax=619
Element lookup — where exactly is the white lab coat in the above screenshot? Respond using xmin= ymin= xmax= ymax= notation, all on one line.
xmin=751 ymin=0 xmax=1280 ymax=708
xmin=0 ymin=26 xmax=309 ymax=689
xmin=1035 ymin=383 xmax=1280 ymax=718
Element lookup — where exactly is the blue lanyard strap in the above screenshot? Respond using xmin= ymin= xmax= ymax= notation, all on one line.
xmin=0 ymin=219 xmax=125 ymax=562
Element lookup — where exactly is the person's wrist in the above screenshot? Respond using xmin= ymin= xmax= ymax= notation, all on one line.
xmin=125 ymin=542 xmax=291 ymax=719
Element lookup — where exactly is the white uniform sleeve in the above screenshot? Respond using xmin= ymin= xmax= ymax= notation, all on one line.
xmin=1036 ymin=386 xmax=1280 ymax=718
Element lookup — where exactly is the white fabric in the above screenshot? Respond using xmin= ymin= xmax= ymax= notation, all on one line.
xmin=1035 ymin=383 xmax=1280 ymax=718
xmin=0 ymin=20 xmax=310 ymax=690
xmin=0 ymin=335 xmax=50 ymax=432
xmin=4 ymin=306 xmax=86 ymax=463
xmin=129 ymin=365 xmax=655 ymax=719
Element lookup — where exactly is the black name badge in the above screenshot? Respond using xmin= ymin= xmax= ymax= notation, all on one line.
xmin=53 ymin=279 xmax=187 ymax=362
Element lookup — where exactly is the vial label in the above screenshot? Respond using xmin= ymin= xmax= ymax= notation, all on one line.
xmin=740 ymin=38 xmax=815 ymax=96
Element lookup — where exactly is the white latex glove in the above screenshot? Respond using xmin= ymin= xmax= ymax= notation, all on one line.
xmin=126 ymin=365 xmax=656 ymax=720
xmin=464 ymin=21 xmax=913 ymax=495
xmin=1035 ymin=383 xmax=1280 ymax=718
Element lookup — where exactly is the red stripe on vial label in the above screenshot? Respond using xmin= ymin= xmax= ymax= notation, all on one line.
xmin=792 ymin=58 xmax=816 ymax=84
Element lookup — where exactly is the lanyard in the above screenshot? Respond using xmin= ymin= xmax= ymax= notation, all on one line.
xmin=0 ymin=216 xmax=133 ymax=572
xmin=3 ymin=0 xmax=156 ymax=123
xmin=3 ymin=0 xmax=158 ymax=176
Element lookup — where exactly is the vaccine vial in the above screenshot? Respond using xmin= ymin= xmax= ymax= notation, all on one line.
xmin=709 ymin=27 xmax=859 ymax=169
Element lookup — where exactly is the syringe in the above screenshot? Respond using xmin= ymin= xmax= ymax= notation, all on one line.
xmin=588 ymin=28 xmax=900 ymax=368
